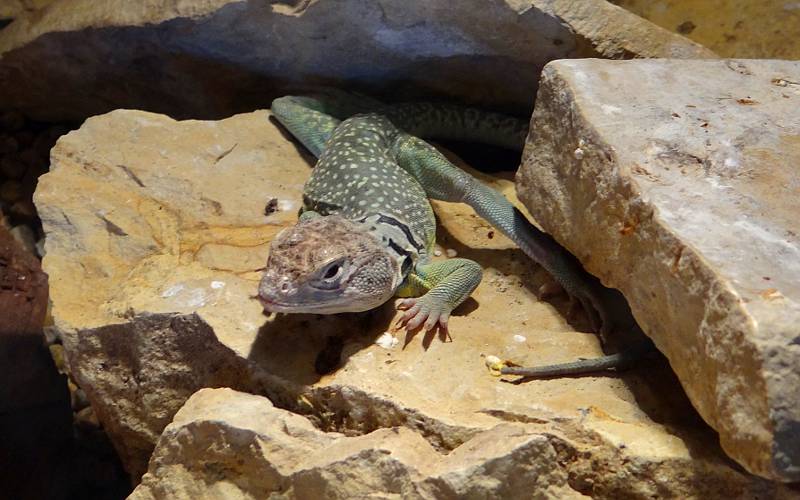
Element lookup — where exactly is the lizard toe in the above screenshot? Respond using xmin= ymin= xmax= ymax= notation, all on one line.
xmin=396 ymin=298 xmax=416 ymax=311
xmin=394 ymin=296 xmax=454 ymax=335
xmin=405 ymin=310 xmax=430 ymax=331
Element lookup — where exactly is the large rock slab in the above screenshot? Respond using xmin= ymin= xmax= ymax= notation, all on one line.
xmin=0 ymin=0 xmax=713 ymax=122
xmin=517 ymin=58 xmax=800 ymax=482
xmin=33 ymin=109 xmax=791 ymax=496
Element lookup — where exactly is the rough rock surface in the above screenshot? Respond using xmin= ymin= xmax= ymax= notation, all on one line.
xmin=0 ymin=0 xmax=713 ymax=122
xmin=517 ymin=58 xmax=800 ymax=482
xmin=34 ymin=109 xmax=793 ymax=497
xmin=130 ymin=388 xmax=583 ymax=499
xmin=612 ymin=0 xmax=800 ymax=59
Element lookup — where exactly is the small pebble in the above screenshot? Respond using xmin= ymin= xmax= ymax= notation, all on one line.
xmin=0 ymin=179 xmax=23 ymax=203
xmin=573 ymin=147 xmax=584 ymax=160
xmin=375 ymin=332 xmax=399 ymax=349
xmin=264 ymin=197 xmax=279 ymax=216
xmin=434 ymin=249 xmax=442 ymax=257
xmin=485 ymin=355 xmax=502 ymax=366
xmin=10 ymin=224 xmax=37 ymax=254
xmin=36 ymin=237 xmax=45 ymax=258
xmin=445 ymin=248 xmax=457 ymax=258
xmin=513 ymin=334 xmax=527 ymax=343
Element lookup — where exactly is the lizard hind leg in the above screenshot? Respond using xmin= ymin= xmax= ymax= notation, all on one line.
xmin=393 ymin=135 xmax=615 ymax=335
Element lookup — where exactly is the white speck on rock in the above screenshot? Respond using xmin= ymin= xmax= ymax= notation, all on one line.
xmin=601 ymin=104 xmax=622 ymax=115
xmin=162 ymin=284 xmax=184 ymax=298
xmin=513 ymin=334 xmax=527 ymax=343
xmin=161 ymin=283 xmax=207 ymax=308
xmin=210 ymin=281 xmax=226 ymax=289
xmin=573 ymin=147 xmax=584 ymax=160
xmin=184 ymin=289 xmax=207 ymax=308
xmin=375 ymin=332 xmax=399 ymax=349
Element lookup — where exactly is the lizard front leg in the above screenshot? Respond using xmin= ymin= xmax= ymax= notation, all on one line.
xmin=394 ymin=258 xmax=482 ymax=334
xmin=393 ymin=135 xmax=613 ymax=335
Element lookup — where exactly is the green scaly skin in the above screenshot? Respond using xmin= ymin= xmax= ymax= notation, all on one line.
xmin=260 ymin=91 xmax=650 ymax=377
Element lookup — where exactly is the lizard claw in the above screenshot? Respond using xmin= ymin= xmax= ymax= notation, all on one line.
xmin=394 ymin=297 xmax=451 ymax=337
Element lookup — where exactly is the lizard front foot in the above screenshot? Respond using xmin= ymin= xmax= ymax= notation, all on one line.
xmin=394 ymin=297 xmax=452 ymax=337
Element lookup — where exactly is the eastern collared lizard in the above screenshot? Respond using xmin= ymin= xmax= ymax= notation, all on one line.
xmin=258 ymin=91 xmax=649 ymax=377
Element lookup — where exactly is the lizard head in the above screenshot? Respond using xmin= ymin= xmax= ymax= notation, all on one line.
xmin=258 ymin=215 xmax=402 ymax=314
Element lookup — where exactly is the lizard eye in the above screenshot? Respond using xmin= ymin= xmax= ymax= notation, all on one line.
xmin=312 ymin=261 xmax=345 ymax=289
xmin=322 ymin=263 xmax=342 ymax=281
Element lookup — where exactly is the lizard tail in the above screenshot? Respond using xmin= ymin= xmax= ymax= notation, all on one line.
xmin=500 ymin=340 xmax=656 ymax=378
xmin=274 ymin=90 xmax=529 ymax=151
xmin=385 ymin=102 xmax=529 ymax=151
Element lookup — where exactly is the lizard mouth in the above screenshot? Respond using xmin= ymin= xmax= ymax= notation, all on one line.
xmin=258 ymin=295 xmax=291 ymax=312
xmin=258 ymin=293 xmax=342 ymax=314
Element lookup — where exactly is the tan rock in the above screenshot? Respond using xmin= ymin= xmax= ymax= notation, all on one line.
xmin=130 ymin=388 xmax=582 ymax=499
xmin=612 ymin=0 xmax=800 ymax=59
xmin=0 ymin=0 xmax=713 ymax=122
xmin=34 ymin=108 xmax=790 ymax=496
xmin=517 ymin=58 xmax=800 ymax=482
xmin=0 ymin=0 xmax=55 ymax=21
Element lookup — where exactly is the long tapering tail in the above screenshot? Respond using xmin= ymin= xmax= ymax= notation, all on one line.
xmin=499 ymin=340 xmax=656 ymax=378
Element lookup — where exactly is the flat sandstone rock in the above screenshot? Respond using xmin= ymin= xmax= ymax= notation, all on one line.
xmin=517 ymin=58 xmax=800 ymax=482
xmin=34 ymin=109 xmax=788 ymax=496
